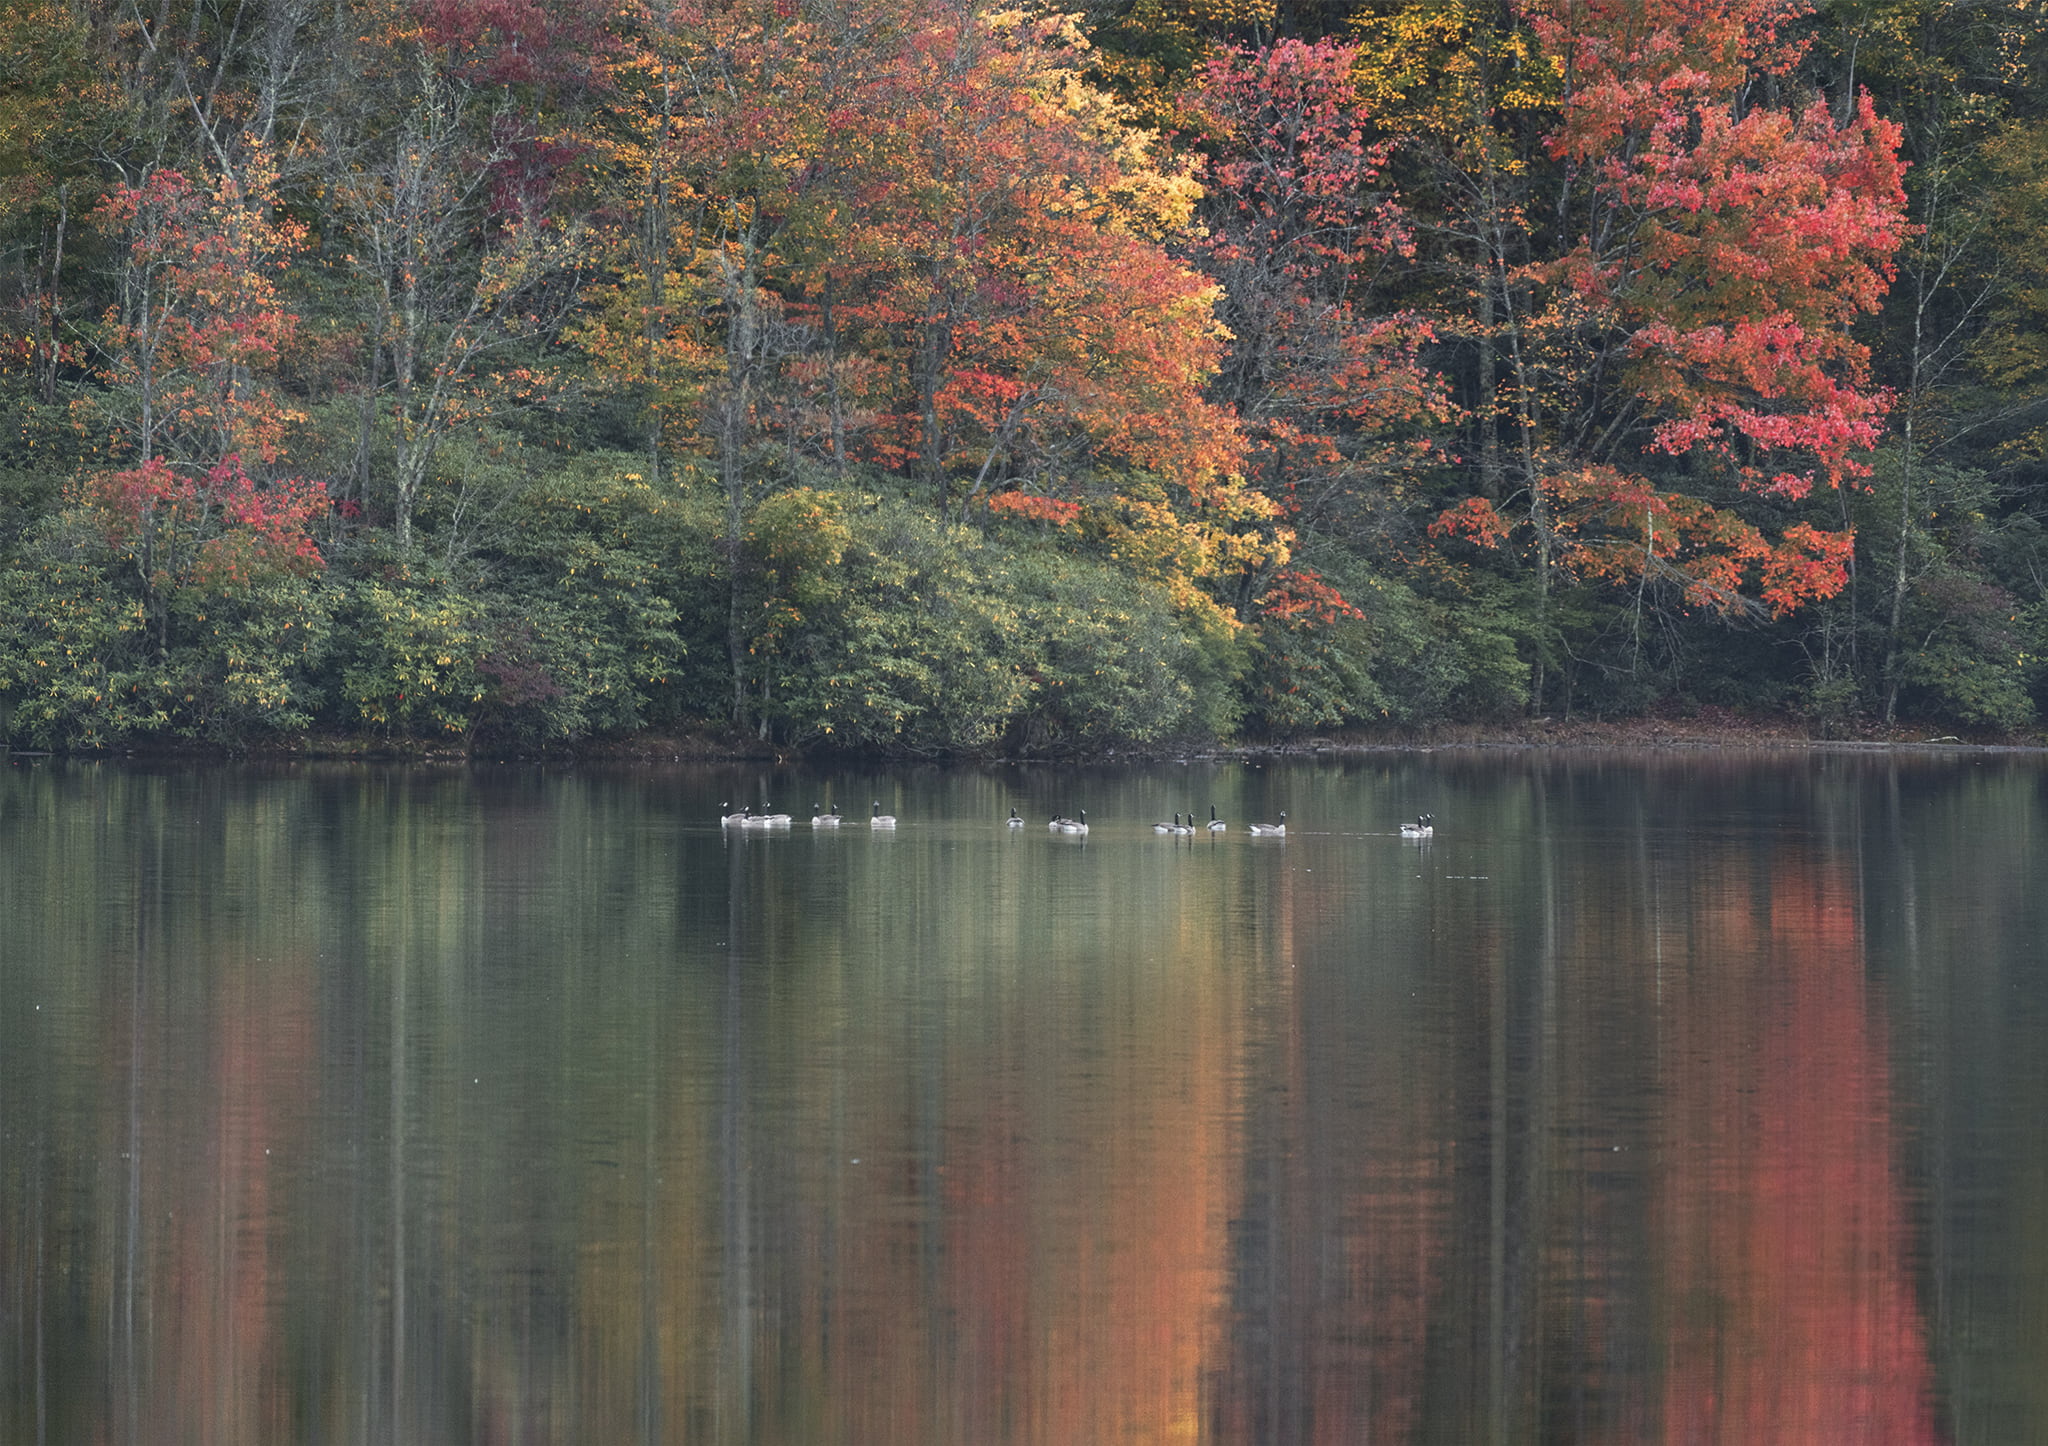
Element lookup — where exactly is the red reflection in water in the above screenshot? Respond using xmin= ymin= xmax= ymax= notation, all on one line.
xmin=1650 ymin=854 xmax=1940 ymax=1444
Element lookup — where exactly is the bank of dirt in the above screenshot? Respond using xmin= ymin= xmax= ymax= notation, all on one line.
xmin=20 ymin=705 xmax=2044 ymax=764
xmin=1268 ymin=704 xmax=2043 ymax=754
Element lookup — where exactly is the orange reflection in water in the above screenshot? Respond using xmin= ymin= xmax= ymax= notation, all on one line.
xmin=109 ymin=948 xmax=317 ymax=1446
xmin=1650 ymin=851 xmax=1940 ymax=1445
xmin=928 ymin=944 xmax=1241 ymax=1446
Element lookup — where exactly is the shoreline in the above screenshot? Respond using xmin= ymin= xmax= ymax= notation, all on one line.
xmin=12 ymin=706 xmax=2044 ymax=765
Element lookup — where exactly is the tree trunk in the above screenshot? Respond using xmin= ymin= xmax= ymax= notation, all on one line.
xmin=392 ymin=285 xmax=419 ymax=551
xmin=716 ymin=243 xmax=763 ymax=731
xmin=643 ymin=66 xmax=674 ymax=489
xmin=36 ymin=186 xmax=68 ymax=406
xmin=921 ymin=319 xmax=947 ymax=517
xmin=1882 ymin=143 xmax=1945 ymax=725
xmin=823 ymin=280 xmax=846 ymax=479
xmin=1882 ymin=408 xmax=1916 ymax=724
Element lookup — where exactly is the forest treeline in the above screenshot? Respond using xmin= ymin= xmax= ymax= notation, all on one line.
xmin=1 ymin=0 xmax=2044 ymax=754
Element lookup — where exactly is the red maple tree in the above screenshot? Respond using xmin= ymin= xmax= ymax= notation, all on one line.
xmin=1429 ymin=0 xmax=1908 ymax=616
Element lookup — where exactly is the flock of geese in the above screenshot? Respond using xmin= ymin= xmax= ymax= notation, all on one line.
xmin=719 ymin=801 xmax=894 ymax=828
xmin=722 ymin=801 xmax=1436 ymax=839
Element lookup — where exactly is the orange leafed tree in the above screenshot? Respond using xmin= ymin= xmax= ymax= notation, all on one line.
xmin=1188 ymin=35 xmax=1449 ymax=530
xmin=809 ymin=5 xmax=1246 ymax=517
xmin=92 ymin=157 xmax=306 ymax=472
xmin=612 ymin=0 xmax=1270 ymax=722
xmin=633 ymin=0 xmax=1247 ymax=509
xmin=84 ymin=155 xmax=326 ymax=655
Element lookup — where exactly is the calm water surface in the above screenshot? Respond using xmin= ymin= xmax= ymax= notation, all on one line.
xmin=3 ymin=752 xmax=2045 ymax=1444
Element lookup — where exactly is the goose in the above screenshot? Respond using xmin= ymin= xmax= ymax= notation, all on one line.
xmin=742 ymin=806 xmax=792 ymax=827
xmin=870 ymin=801 xmax=897 ymax=829
xmin=1170 ymin=812 xmax=1194 ymax=836
xmin=1007 ymin=808 xmax=1026 ymax=828
xmin=1247 ymin=812 xmax=1287 ymax=837
xmin=1153 ymin=813 xmax=1179 ymax=834
xmin=1400 ymin=813 xmax=1434 ymax=839
xmin=1207 ymin=805 xmax=1227 ymax=833
xmin=1048 ymin=813 xmax=1067 ymax=831
xmin=1056 ymin=810 xmax=1089 ymax=835
xmin=719 ymin=801 xmax=751 ymax=827
xmin=811 ymin=804 xmax=841 ymax=828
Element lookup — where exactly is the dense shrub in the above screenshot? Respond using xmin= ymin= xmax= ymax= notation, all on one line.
xmin=735 ymin=492 xmax=1232 ymax=754
xmin=1 ymin=507 xmax=334 ymax=748
xmin=334 ymin=577 xmax=490 ymax=739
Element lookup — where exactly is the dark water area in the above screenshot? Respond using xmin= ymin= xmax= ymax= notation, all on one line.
xmin=3 ymin=751 xmax=2045 ymax=1444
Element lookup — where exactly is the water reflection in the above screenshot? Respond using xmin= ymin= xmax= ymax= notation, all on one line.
xmin=2 ymin=753 xmax=2043 ymax=1442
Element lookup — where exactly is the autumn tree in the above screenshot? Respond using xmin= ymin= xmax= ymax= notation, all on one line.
xmin=1189 ymin=40 xmax=1451 ymax=572
xmin=92 ymin=158 xmax=306 ymax=472
xmin=0 ymin=0 xmax=105 ymax=412
xmin=598 ymin=0 xmax=874 ymax=727
xmin=802 ymin=2 xmax=1281 ymax=693
xmin=1398 ymin=0 xmax=1908 ymax=708
xmin=325 ymin=55 xmax=589 ymax=550
xmin=607 ymin=0 xmax=1262 ymax=729
xmin=838 ymin=8 xmax=1245 ymax=523
xmin=58 ymin=152 xmax=329 ymax=670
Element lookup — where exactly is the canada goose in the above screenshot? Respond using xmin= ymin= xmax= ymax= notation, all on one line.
xmin=742 ymin=806 xmax=792 ymax=827
xmin=1048 ymin=814 xmax=1066 ymax=831
xmin=1207 ymin=805 xmax=1226 ymax=832
xmin=1057 ymin=810 xmax=1089 ymax=835
xmin=719 ymin=802 xmax=750 ymax=827
xmin=812 ymin=804 xmax=840 ymax=827
xmin=1153 ymin=813 xmax=1178 ymax=834
xmin=1007 ymin=808 xmax=1026 ymax=828
xmin=1170 ymin=812 xmax=1194 ymax=835
xmin=871 ymin=801 xmax=897 ymax=829
xmin=1247 ymin=812 xmax=1287 ymax=837
xmin=1400 ymin=813 xmax=1434 ymax=838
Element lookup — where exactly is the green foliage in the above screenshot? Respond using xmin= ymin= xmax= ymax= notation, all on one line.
xmin=477 ymin=453 xmax=693 ymax=741
xmin=0 ymin=511 xmax=153 ymax=747
xmin=0 ymin=508 xmax=334 ymax=747
xmin=1243 ymin=552 xmax=1390 ymax=733
xmin=748 ymin=495 xmax=1025 ymax=753
xmin=1007 ymin=546 xmax=1225 ymax=750
xmin=1838 ymin=451 xmax=2041 ymax=731
xmin=0 ymin=382 xmax=100 ymax=547
xmin=660 ymin=478 xmax=744 ymax=724
xmin=167 ymin=573 xmax=335 ymax=740
xmin=1893 ymin=577 xmax=2037 ymax=730
xmin=735 ymin=491 xmax=1229 ymax=754
xmin=335 ymin=578 xmax=490 ymax=739
xmin=1376 ymin=575 xmax=1532 ymax=724
xmin=0 ymin=466 xmax=62 ymax=549
xmin=1974 ymin=119 xmax=2048 ymax=462
xmin=1244 ymin=611 xmax=1381 ymax=731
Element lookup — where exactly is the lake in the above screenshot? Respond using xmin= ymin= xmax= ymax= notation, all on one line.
xmin=2 ymin=750 xmax=2044 ymax=1444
